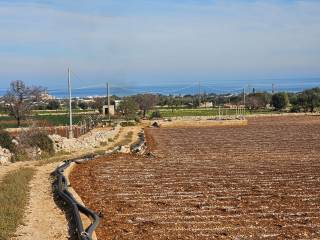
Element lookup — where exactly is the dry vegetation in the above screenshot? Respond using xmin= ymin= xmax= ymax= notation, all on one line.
xmin=117 ymin=131 xmax=134 ymax=146
xmin=70 ymin=116 xmax=320 ymax=239
xmin=0 ymin=168 xmax=35 ymax=240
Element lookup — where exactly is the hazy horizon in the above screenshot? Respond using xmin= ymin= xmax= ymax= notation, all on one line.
xmin=1 ymin=77 xmax=319 ymax=98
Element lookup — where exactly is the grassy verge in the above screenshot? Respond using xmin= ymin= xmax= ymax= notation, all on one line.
xmin=117 ymin=131 xmax=134 ymax=146
xmin=31 ymin=109 xmax=95 ymax=114
xmin=148 ymin=108 xmax=276 ymax=118
xmin=0 ymin=167 xmax=36 ymax=240
xmin=0 ymin=114 xmax=86 ymax=128
xmin=35 ymin=151 xmax=71 ymax=166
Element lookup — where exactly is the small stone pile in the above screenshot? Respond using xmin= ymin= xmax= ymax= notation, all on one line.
xmin=0 ymin=146 xmax=12 ymax=165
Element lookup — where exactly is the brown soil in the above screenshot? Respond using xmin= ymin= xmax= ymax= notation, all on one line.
xmin=70 ymin=116 xmax=320 ymax=239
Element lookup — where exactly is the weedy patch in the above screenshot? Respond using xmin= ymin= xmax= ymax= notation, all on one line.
xmin=100 ymin=141 xmax=108 ymax=146
xmin=0 ymin=167 xmax=35 ymax=240
xmin=117 ymin=131 xmax=134 ymax=146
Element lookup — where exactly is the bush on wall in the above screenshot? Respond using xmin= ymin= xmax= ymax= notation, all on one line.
xmin=29 ymin=132 xmax=54 ymax=155
xmin=0 ymin=130 xmax=16 ymax=152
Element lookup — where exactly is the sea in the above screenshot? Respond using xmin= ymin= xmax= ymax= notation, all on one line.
xmin=0 ymin=78 xmax=319 ymax=98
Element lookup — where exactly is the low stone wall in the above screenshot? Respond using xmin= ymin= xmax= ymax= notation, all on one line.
xmin=49 ymin=125 xmax=121 ymax=153
xmin=246 ymin=112 xmax=320 ymax=118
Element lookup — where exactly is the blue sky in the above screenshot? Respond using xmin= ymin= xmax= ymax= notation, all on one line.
xmin=0 ymin=0 xmax=319 ymax=89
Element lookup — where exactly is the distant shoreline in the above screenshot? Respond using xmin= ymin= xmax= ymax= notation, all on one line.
xmin=1 ymin=81 xmax=319 ymax=98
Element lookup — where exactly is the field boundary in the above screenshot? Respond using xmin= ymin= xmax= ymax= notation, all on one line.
xmin=158 ymin=119 xmax=248 ymax=128
xmin=55 ymin=157 xmax=100 ymax=240
xmin=54 ymin=130 xmax=147 ymax=240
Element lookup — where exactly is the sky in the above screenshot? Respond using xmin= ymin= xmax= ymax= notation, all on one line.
xmin=0 ymin=0 xmax=319 ymax=89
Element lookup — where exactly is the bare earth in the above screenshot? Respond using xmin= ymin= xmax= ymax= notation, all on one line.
xmin=71 ymin=116 xmax=320 ymax=240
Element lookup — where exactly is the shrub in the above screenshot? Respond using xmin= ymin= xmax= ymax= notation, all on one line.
xmin=47 ymin=100 xmax=60 ymax=110
xmin=120 ymin=121 xmax=136 ymax=127
xmin=0 ymin=130 xmax=16 ymax=152
xmin=272 ymin=92 xmax=289 ymax=110
xmin=29 ymin=132 xmax=54 ymax=155
xmin=134 ymin=116 xmax=141 ymax=123
xmin=290 ymin=105 xmax=301 ymax=113
xmin=12 ymin=149 xmax=29 ymax=162
xmin=150 ymin=110 xmax=162 ymax=119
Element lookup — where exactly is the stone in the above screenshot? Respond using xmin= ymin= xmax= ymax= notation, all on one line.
xmin=0 ymin=146 xmax=12 ymax=165
xmin=49 ymin=125 xmax=121 ymax=153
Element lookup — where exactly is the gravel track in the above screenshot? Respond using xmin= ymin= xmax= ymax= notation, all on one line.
xmin=71 ymin=116 xmax=320 ymax=240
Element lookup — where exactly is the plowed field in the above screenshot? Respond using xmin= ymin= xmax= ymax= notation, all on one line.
xmin=70 ymin=116 xmax=320 ymax=240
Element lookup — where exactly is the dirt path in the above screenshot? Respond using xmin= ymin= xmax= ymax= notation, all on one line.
xmin=12 ymin=162 xmax=69 ymax=240
xmin=8 ymin=125 xmax=142 ymax=240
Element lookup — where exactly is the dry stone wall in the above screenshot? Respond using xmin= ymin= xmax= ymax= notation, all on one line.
xmin=49 ymin=125 xmax=121 ymax=153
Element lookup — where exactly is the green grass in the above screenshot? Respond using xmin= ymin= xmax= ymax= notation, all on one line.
xmin=150 ymin=108 xmax=239 ymax=117
xmin=33 ymin=114 xmax=84 ymax=126
xmin=0 ymin=115 xmax=85 ymax=128
xmin=0 ymin=167 xmax=36 ymax=240
xmin=0 ymin=116 xmax=29 ymax=128
xmin=148 ymin=108 xmax=275 ymax=118
xmin=31 ymin=109 xmax=95 ymax=114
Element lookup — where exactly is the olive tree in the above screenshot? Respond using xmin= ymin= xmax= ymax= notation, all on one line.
xmin=4 ymin=80 xmax=45 ymax=127
xmin=118 ymin=97 xmax=139 ymax=120
xmin=271 ymin=92 xmax=289 ymax=111
xmin=133 ymin=94 xmax=158 ymax=117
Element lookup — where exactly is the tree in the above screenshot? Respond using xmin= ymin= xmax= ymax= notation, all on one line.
xmin=47 ymin=100 xmax=60 ymax=110
xmin=91 ymin=97 xmax=105 ymax=114
xmin=133 ymin=94 xmax=158 ymax=117
xmin=78 ymin=101 xmax=89 ymax=110
xmin=271 ymin=92 xmax=289 ymax=111
xmin=71 ymin=100 xmax=78 ymax=109
xmin=294 ymin=88 xmax=320 ymax=112
xmin=4 ymin=80 xmax=45 ymax=127
xmin=247 ymin=92 xmax=271 ymax=110
xmin=118 ymin=97 xmax=139 ymax=120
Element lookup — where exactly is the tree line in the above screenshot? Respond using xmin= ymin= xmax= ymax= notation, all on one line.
xmin=1 ymin=80 xmax=320 ymax=127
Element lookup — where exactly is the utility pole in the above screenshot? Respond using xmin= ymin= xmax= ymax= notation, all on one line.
xmin=198 ymin=81 xmax=201 ymax=108
xmin=68 ymin=67 xmax=73 ymax=138
xmin=272 ymin=83 xmax=275 ymax=94
xmin=106 ymin=82 xmax=110 ymax=121
xmin=243 ymin=87 xmax=246 ymax=115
